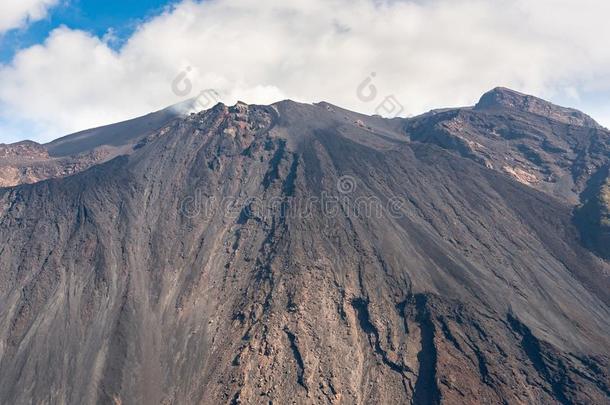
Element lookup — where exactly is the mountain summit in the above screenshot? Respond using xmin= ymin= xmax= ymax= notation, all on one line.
xmin=475 ymin=87 xmax=602 ymax=128
xmin=0 ymin=89 xmax=609 ymax=404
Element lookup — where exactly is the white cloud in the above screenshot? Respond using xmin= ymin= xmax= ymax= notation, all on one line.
xmin=1 ymin=0 xmax=610 ymax=143
xmin=0 ymin=0 xmax=58 ymax=34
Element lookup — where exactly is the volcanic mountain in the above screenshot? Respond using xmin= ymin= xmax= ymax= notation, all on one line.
xmin=0 ymin=88 xmax=608 ymax=404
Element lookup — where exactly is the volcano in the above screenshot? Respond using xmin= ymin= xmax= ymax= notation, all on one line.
xmin=0 ymin=88 xmax=608 ymax=404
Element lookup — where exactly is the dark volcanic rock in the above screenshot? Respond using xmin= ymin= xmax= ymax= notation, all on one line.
xmin=476 ymin=87 xmax=602 ymax=129
xmin=576 ymin=166 xmax=610 ymax=259
xmin=0 ymin=92 xmax=608 ymax=404
xmin=0 ymin=105 xmax=180 ymax=187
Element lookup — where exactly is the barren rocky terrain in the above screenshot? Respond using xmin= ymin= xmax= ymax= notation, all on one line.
xmin=0 ymin=88 xmax=608 ymax=404
xmin=0 ymin=106 xmax=179 ymax=187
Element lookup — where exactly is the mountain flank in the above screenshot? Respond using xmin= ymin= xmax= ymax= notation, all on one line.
xmin=0 ymin=88 xmax=608 ymax=404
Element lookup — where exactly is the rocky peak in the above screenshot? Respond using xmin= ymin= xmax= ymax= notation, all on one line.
xmin=0 ymin=140 xmax=48 ymax=160
xmin=475 ymin=87 xmax=601 ymax=128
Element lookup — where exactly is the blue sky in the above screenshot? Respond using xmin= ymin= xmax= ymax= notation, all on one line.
xmin=0 ymin=0 xmax=174 ymax=63
xmin=1 ymin=0 xmax=609 ymax=144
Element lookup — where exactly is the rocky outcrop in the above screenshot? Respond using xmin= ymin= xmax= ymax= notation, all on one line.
xmin=0 ymin=147 xmax=121 ymax=187
xmin=405 ymin=90 xmax=610 ymax=206
xmin=475 ymin=87 xmax=602 ymax=129
xmin=0 ymin=140 xmax=49 ymax=159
